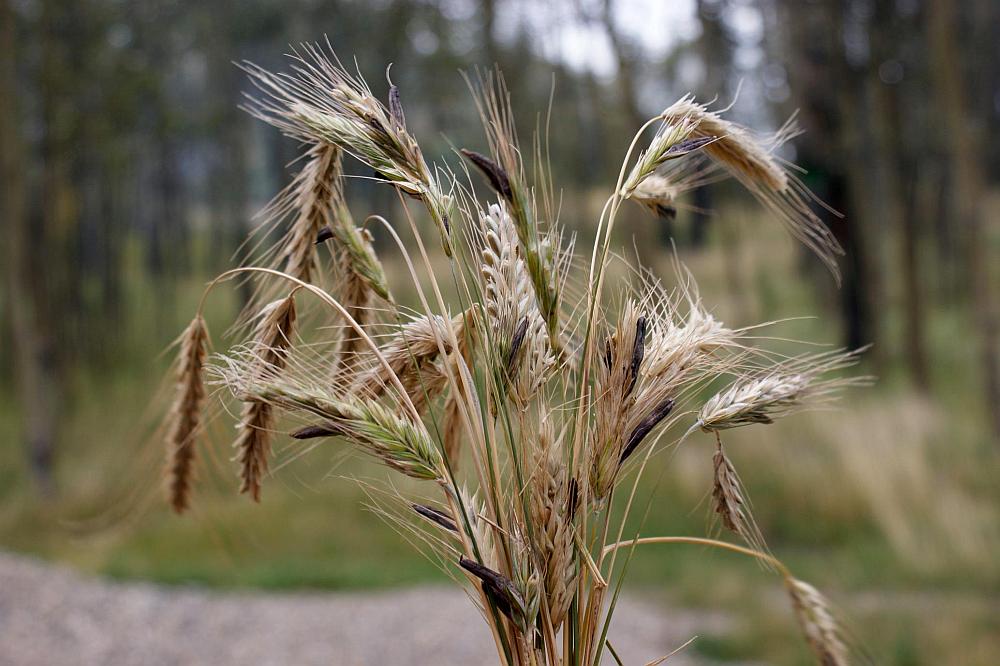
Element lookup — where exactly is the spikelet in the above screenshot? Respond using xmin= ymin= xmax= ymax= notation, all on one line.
xmin=659 ymin=96 xmax=843 ymax=278
xmin=711 ymin=437 xmax=767 ymax=554
xmin=630 ymin=173 xmax=683 ymax=220
xmin=234 ymin=295 xmax=297 ymax=501
xmin=786 ymin=578 xmax=850 ymax=666
xmin=528 ymin=415 xmax=577 ymax=629
xmin=590 ymin=303 xmax=645 ymax=499
xmin=225 ymin=374 xmax=443 ymax=481
xmin=164 ymin=315 xmax=209 ymax=514
xmin=697 ymin=349 xmax=866 ymax=432
xmin=466 ymin=74 xmax=563 ymax=351
xmin=280 ymin=143 xmax=340 ymax=284
xmin=242 ymin=43 xmax=454 ymax=255
xmin=478 ymin=203 xmax=554 ymax=407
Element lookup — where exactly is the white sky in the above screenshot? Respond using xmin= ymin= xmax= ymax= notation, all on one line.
xmin=495 ymin=0 xmax=700 ymax=78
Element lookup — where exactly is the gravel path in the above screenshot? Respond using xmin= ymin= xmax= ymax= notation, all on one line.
xmin=0 ymin=552 xmax=725 ymax=665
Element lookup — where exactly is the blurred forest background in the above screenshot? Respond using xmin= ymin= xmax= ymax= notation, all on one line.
xmin=1 ymin=0 xmax=998 ymax=663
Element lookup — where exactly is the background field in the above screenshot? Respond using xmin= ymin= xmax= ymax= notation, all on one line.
xmin=2 ymin=1 xmax=999 ymax=664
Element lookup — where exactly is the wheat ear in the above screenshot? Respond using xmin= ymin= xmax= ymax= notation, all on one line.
xmin=234 ymin=294 xmax=297 ymax=501
xmin=330 ymin=231 xmax=376 ymax=384
xmin=164 ymin=315 xmax=209 ymax=514
xmin=660 ymin=96 xmax=843 ymax=278
xmin=529 ymin=417 xmax=577 ymax=629
xmin=786 ymin=578 xmax=850 ymax=666
xmin=464 ymin=73 xmax=563 ymax=352
xmin=242 ymin=44 xmax=454 ymax=255
xmin=590 ymin=303 xmax=646 ymax=499
xmin=281 ymin=143 xmax=340 ymax=283
xmin=711 ymin=435 xmax=767 ymax=554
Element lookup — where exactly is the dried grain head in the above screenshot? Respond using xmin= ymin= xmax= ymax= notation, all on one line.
xmin=465 ymin=73 xmax=565 ymax=351
xmin=233 ymin=295 xmax=297 ymax=501
xmin=786 ymin=578 xmax=850 ymax=666
xmin=657 ymin=96 xmax=843 ymax=279
xmin=242 ymin=43 xmax=453 ymax=255
xmin=220 ymin=364 xmax=444 ymax=481
xmin=711 ymin=437 xmax=767 ymax=554
xmin=528 ymin=413 xmax=577 ymax=629
xmin=622 ymin=285 xmax=737 ymax=463
xmin=476 ymin=203 xmax=556 ymax=407
xmin=277 ymin=143 xmax=340 ymax=284
xmin=590 ymin=302 xmax=646 ymax=499
xmin=164 ymin=315 xmax=210 ymax=514
xmin=697 ymin=349 xmax=867 ymax=432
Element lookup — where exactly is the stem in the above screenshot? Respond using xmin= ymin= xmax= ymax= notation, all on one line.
xmin=600 ymin=535 xmax=790 ymax=578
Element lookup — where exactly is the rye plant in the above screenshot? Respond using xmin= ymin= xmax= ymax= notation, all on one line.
xmin=161 ymin=41 xmax=866 ymax=665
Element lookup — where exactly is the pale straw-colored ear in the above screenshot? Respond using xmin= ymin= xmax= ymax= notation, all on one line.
xmin=697 ymin=348 xmax=869 ymax=432
xmin=786 ymin=578 xmax=850 ymax=666
xmin=711 ymin=436 xmax=768 ymax=555
xmin=652 ymin=96 xmax=844 ymax=281
xmin=241 ymin=43 xmax=454 ymax=256
xmin=164 ymin=314 xmax=209 ymax=514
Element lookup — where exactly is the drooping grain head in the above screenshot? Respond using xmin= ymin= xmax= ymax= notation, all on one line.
xmin=626 ymin=95 xmax=844 ymax=280
xmin=711 ymin=437 xmax=767 ymax=554
xmin=164 ymin=315 xmax=209 ymax=514
xmin=699 ymin=373 xmax=811 ymax=431
xmin=786 ymin=578 xmax=850 ymax=666
xmin=661 ymin=96 xmax=787 ymax=191
xmin=697 ymin=348 xmax=867 ymax=432
xmin=234 ymin=294 xmax=297 ymax=501
xmin=217 ymin=361 xmax=444 ymax=482
xmin=280 ymin=143 xmax=341 ymax=284
xmin=241 ymin=44 xmax=454 ymax=255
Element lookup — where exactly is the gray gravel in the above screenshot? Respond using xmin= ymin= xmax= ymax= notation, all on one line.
xmin=0 ymin=552 xmax=726 ymax=665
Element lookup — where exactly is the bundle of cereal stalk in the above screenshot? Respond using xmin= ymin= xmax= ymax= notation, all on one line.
xmin=157 ymin=42 xmax=868 ymax=666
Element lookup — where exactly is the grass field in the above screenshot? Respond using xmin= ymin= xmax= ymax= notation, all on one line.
xmin=1 ymin=215 xmax=998 ymax=664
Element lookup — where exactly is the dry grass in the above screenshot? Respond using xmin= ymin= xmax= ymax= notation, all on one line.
xmin=155 ymin=42 xmax=874 ymax=665
xmin=234 ymin=294 xmax=297 ymax=502
xmin=163 ymin=315 xmax=209 ymax=514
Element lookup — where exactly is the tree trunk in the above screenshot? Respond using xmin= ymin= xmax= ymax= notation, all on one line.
xmin=927 ymin=0 xmax=1000 ymax=441
xmin=2 ymin=0 xmax=60 ymax=493
xmin=869 ymin=4 xmax=929 ymax=390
